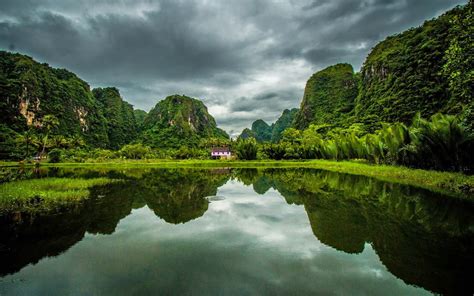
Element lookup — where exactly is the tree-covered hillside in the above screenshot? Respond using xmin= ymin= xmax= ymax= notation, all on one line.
xmin=287 ymin=3 xmax=472 ymax=135
xmin=0 ymin=51 xmax=109 ymax=147
xmin=238 ymin=109 xmax=299 ymax=143
xmin=141 ymin=95 xmax=229 ymax=148
xmin=92 ymin=87 xmax=138 ymax=149
xmin=239 ymin=128 xmax=256 ymax=140
xmin=271 ymin=108 xmax=299 ymax=142
xmin=133 ymin=109 xmax=147 ymax=131
xmin=251 ymin=120 xmax=273 ymax=142
xmin=293 ymin=63 xmax=359 ymax=130
xmin=0 ymin=51 xmax=231 ymax=158
xmin=355 ymin=3 xmax=473 ymax=127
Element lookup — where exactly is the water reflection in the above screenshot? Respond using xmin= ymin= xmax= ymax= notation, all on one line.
xmin=0 ymin=168 xmax=229 ymax=276
xmin=0 ymin=167 xmax=472 ymax=295
xmin=236 ymin=168 xmax=474 ymax=295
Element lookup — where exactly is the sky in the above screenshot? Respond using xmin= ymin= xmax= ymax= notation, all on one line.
xmin=0 ymin=0 xmax=466 ymax=136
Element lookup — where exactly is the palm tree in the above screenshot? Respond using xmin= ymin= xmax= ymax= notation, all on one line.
xmin=39 ymin=115 xmax=59 ymax=158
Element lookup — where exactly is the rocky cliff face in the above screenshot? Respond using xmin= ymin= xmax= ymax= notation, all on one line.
xmin=0 ymin=51 xmax=109 ymax=147
xmin=141 ymin=94 xmax=228 ymax=148
xmin=293 ymin=63 xmax=359 ymax=130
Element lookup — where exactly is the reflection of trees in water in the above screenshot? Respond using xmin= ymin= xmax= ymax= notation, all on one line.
xmin=0 ymin=168 xmax=229 ymax=276
xmin=1 ymin=167 xmax=472 ymax=294
xmin=142 ymin=169 xmax=229 ymax=224
xmin=237 ymin=168 xmax=474 ymax=295
xmin=0 ymin=183 xmax=133 ymax=276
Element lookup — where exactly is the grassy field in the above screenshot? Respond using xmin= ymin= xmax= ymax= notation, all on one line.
xmin=0 ymin=177 xmax=119 ymax=213
xmin=1 ymin=159 xmax=472 ymax=199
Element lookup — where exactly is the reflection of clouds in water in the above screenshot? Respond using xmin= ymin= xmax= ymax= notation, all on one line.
xmin=0 ymin=179 xmax=429 ymax=296
xmin=131 ymin=179 xmax=321 ymax=257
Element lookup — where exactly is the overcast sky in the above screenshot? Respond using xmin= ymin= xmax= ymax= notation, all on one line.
xmin=0 ymin=0 xmax=466 ymax=136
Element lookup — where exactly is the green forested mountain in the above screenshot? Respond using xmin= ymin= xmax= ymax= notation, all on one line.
xmin=92 ymin=87 xmax=138 ymax=149
xmin=271 ymin=108 xmax=299 ymax=142
xmin=239 ymin=108 xmax=299 ymax=143
xmin=251 ymin=120 xmax=273 ymax=142
xmin=0 ymin=51 xmax=230 ymax=157
xmin=355 ymin=3 xmax=473 ymax=126
xmin=0 ymin=51 xmax=109 ymax=147
xmin=133 ymin=109 xmax=147 ymax=130
xmin=239 ymin=128 xmax=256 ymax=140
xmin=141 ymin=95 xmax=229 ymax=148
xmin=291 ymin=3 xmax=472 ymax=133
xmin=293 ymin=64 xmax=359 ymax=130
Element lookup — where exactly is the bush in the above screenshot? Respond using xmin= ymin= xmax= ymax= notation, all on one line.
xmin=48 ymin=149 xmax=62 ymax=163
xmin=236 ymin=138 xmax=258 ymax=160
xmin=119 ymin=143 xmax=153 ymax=159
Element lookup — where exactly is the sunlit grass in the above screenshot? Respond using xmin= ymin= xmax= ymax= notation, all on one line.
xmin=0 ymin=177 xmax=118 ymax=213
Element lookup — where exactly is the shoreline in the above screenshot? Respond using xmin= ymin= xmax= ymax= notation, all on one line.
xmin=1 ymin=159 xmax=473 ymax=199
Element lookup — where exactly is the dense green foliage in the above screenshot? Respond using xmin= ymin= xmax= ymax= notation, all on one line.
xmin=235 ymin=138 xmax=258 ymax=160
xmin=293 ymin=64 xmax=359 ymax=130
xmin=260 ymin=113 xmax=473 ymax=172
xmin=239 ymin=108 xmax=299 ymax=143
xmin=48 ymin=148 xmax=62 ymax=163
xmin=133 ymin=109 xmax=148 ymax=131
xmin=0 ymin=53 xmax=230 ymax=158
xmin=287 ymin=3 xmax=472 ymax=134
xmin=355 ymin=3 xmax=472 ymax=127
xmin=141 ymin=95 xmax=229 ymax=148
xmin=0 ymin=51 xmax=109 ymax=147
xmin=239 ymin=128 xmax=255 ymax=140
xmin=92 ymin=87 xmax=138 ymax=149
xmin=271 ymin=108 xmax=299 ymax=142
xmin=239 ymin=120 xmax=272 ymax=142
xmin=251 ymin=120 xmax=272 ymax=142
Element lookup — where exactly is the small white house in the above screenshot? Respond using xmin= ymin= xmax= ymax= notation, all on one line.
xmin=211 ymin=147 xmax=231 ymax=159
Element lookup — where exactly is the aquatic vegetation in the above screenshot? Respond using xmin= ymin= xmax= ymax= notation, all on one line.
xmin=0 ymin=177 xmax=119 ymax=213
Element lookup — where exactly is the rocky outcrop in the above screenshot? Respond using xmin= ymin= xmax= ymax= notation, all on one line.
xmin=141 ymin=94 xmax=228 ymax=148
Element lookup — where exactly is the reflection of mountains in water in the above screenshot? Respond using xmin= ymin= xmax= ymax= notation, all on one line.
xmin=1 ymin=167 xmax=473 ymax=295
xmin=236 ymin=168 xmax=474 ymax=296
xmin=0 ymin=168 xmax=230 ymax=276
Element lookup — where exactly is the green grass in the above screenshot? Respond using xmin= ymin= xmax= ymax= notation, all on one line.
xmin=1 ymin=159 xmax=472 ymax=199
xmin=0 ymin=177 xmax=118 ymax=213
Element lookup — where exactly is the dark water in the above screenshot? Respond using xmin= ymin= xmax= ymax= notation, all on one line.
xmin=0 ymin=168 xmax=472 ymax=295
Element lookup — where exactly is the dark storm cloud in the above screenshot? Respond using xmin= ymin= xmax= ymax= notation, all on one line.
xmin=0 ymin=0 xmax=466 ymax=134
xmin=230 ymin=91 xmax=299 ymax=113
xmin=231 ymin=93 xmax=279 ymax=112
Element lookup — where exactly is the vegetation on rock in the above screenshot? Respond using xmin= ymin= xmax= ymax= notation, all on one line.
xmin=92 ymin=87 xmax=138 ymax=149
xmin=141 ymin=94 xmax=228 ymax=148
xmin=239 ymin=108 xmax=299 ymax=143
xmin=293 ymin=63 xmax=359 ymax=130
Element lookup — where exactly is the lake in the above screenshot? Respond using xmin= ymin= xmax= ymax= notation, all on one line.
xmin=0 ymin=167 xmax=472 ymax=295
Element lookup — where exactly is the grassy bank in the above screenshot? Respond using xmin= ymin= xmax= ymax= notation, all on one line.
xmin=0 ymin=177 xmax=119 ymax=213
xmin=1 ymin=159 xmax=472 ymax=199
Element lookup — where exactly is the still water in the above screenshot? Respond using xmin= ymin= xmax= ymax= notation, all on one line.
xmin=0 ymin=168 xmax=472 ymax=295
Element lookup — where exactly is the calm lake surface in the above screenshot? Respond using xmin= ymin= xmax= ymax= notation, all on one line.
xmin=0 ymin=167 xmax=472 ymax=295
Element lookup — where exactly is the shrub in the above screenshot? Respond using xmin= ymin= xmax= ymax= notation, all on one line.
xmin=235 ymin=138 xmax=258 ymax=160
xmin=48 ymin=148 xmax=62 ymax=163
